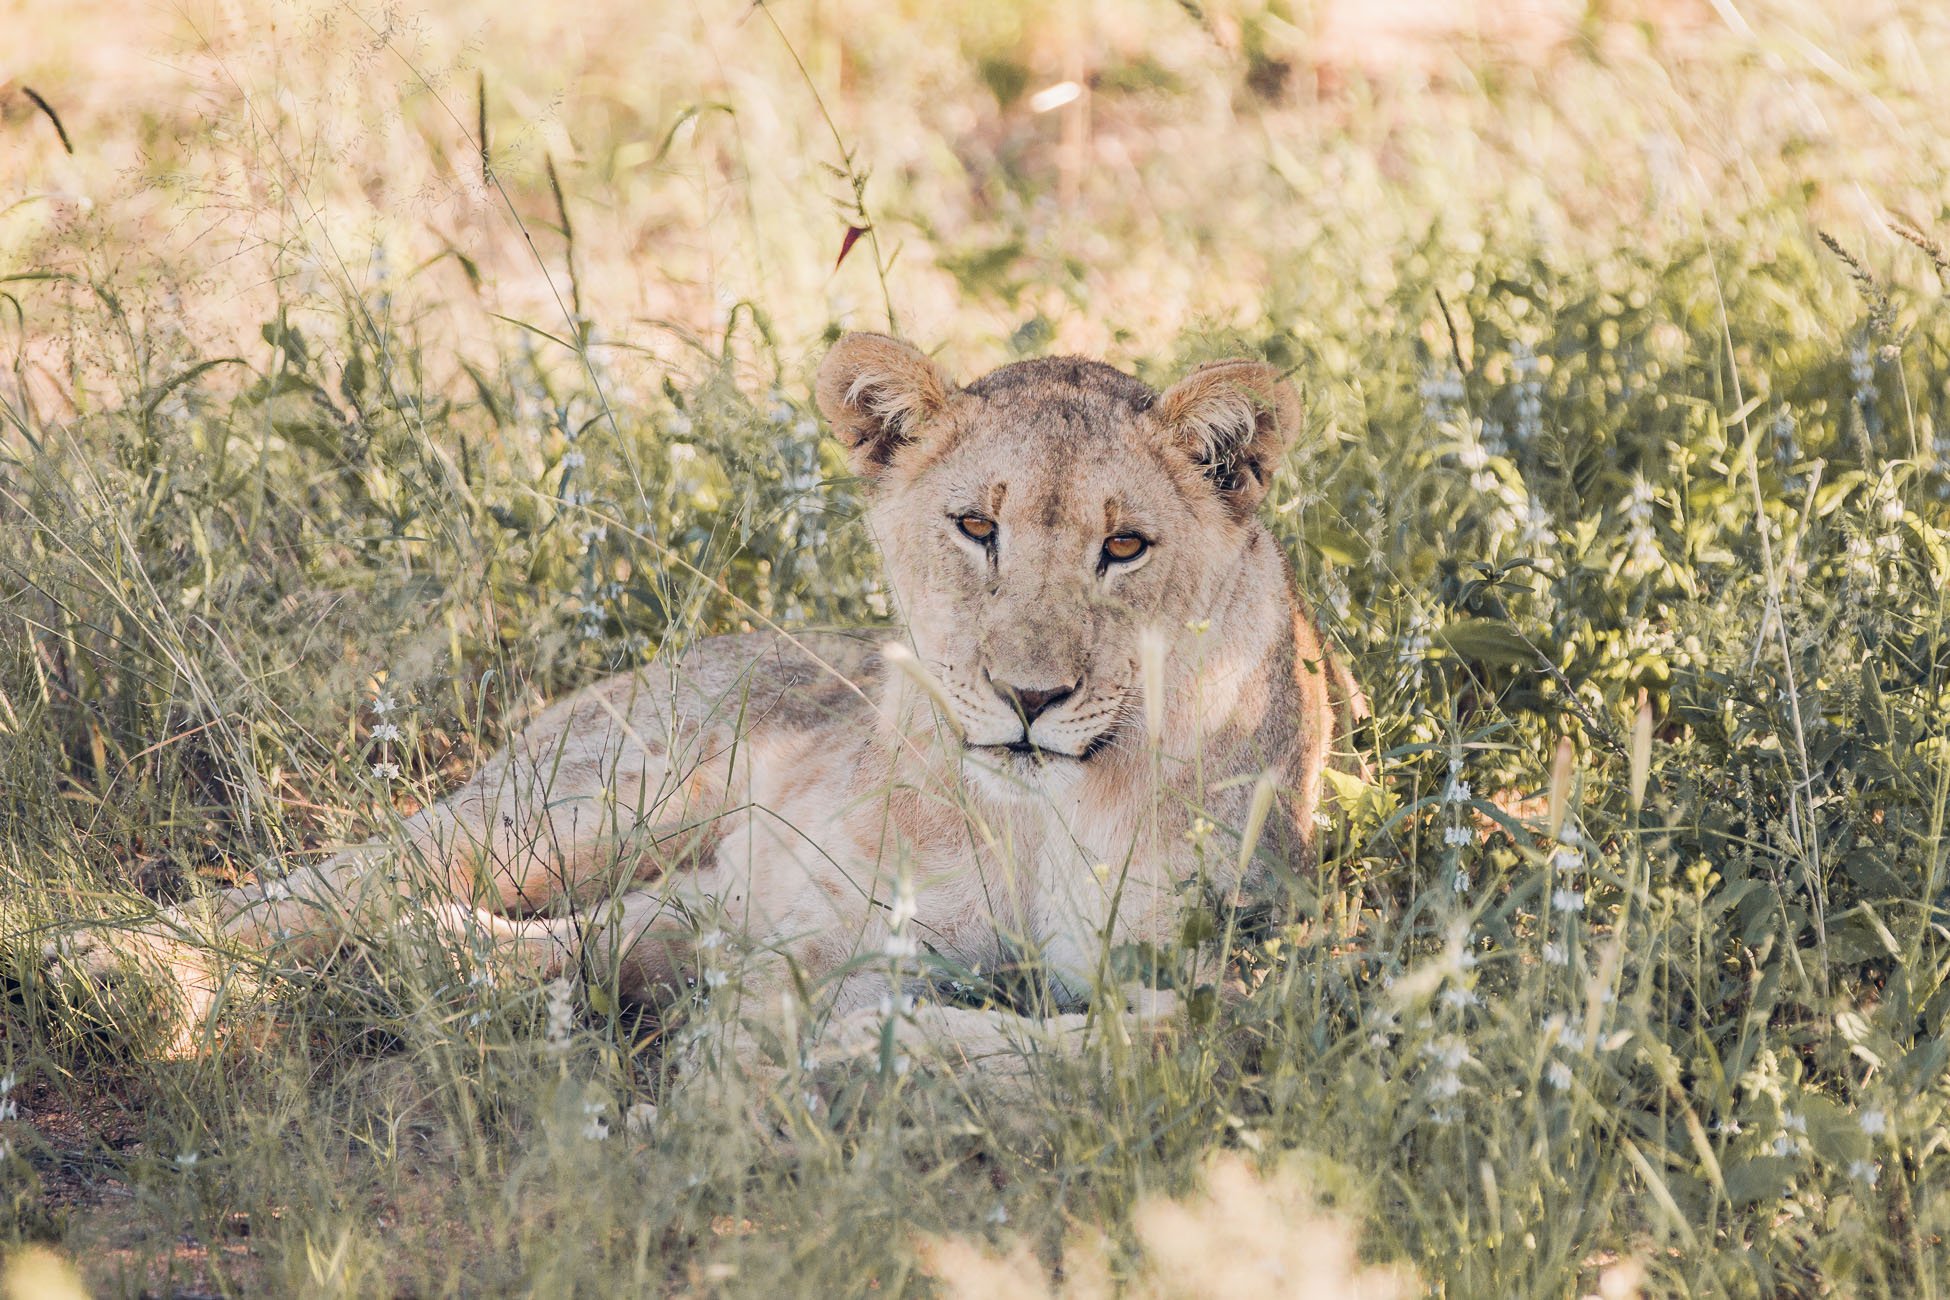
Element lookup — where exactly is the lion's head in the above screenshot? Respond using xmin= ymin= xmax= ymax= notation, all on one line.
xmin=815 ymin=333 xmax=1302 ymax=798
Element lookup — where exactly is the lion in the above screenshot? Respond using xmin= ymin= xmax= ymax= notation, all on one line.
xmin=54 ymin=334 xmax=1363 ymax=1077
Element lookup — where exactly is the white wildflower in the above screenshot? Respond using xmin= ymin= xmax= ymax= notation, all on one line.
xmin=1439 ymin=986 xmax=1479 ymax=1011
xmin=175 ymin=1150 xmax=199 ymax=1169
xmin=666 ymin=410 xmax=694 ymax=436
xmin=1773 ymin=1135 xmax=1799 ymax=1158
xmin=701 ymin=968 xmax=730 ymax=990
xmin=1423 ymin=1035 xmax=1470 ymax=1071
xmin=1542 ymin=941 xmax=1568 ymax=967
xmin=1783 ymin=1111 xmax=1807 ymax=1134
xmin=1443 ymin=825 xmax=1473 ymax=848
xmin=1545 ymin=1059 xmax=1573 ymax=1090
xmin=543 ymin=977 xmax=574 ymax=1053
xmin=1849 ymin=1159 xmax=1880 ymax=1187
xmin=888 ymin=880 xmax=917 ymax=932
xmin=1445 ymin=778 xmax=1473 ymax=805
xmin=561 ymin=450 xmax=587 ymax=470
xmin=1426 ymin=1070 xmax=1464 ymax=1101
xmin=1550 ymin=848 xmax=1581 ymax=874
xmin=1859 ymin=1108 xmax=1887 ymax=1137
xmin=582 ymin=1117 xmax=610 ymax=1141
xmin=883 ymin=933 xmax=920 ymax=960
xmin=371 ymin=761 xmax=401 ymax=781
xmin=1714 ymin=1118 xmax=1742 ymax=1137
xmin=1552 ymin=888 xmax=1586 ymax=914
xmin=371 ymin=693 xmax=398 ymax=715
xmin=371 ymin=722 xmax=401 ymax=744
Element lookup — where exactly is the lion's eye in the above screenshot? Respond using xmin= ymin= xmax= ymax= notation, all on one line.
xmin=957 ymin=515 xmax=996 ymax=543
xmin=1103 ymin=534 xmax=1148 ymax=564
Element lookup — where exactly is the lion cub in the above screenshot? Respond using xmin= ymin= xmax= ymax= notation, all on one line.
xmin=61 ymin=335 xmax=1362 ymax=1073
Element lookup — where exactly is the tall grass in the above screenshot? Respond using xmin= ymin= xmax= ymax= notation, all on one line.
xmin=4 ymin=0 xmax=1950 ymax=1295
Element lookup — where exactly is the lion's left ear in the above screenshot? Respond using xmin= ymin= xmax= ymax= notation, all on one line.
xmin=815 ymin=332 xmax=954 ymax=479
xmin=1156 ymin=360 xmax=1300 ymax=516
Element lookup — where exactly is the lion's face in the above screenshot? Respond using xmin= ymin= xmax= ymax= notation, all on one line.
xmin=816 ymin=337 xmax=1300 ymax=796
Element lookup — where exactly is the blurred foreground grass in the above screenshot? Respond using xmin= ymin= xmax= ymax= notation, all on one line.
xmin=4 ymin=0 xmax=1950 ymax=1295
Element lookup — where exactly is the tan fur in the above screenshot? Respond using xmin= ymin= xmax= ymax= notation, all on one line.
xmin=60 ymin=335 xmax=1364 ymax=1074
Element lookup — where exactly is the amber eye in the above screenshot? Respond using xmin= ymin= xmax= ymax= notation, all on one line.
xmin=1103 ymin=533 xmax=1148 ymax=564
xmin=957 ymin=515 xmax=996 ymax=543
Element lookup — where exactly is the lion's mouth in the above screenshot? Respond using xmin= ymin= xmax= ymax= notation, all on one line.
xmin=967 ymin=731 xmax=1115 ymax=763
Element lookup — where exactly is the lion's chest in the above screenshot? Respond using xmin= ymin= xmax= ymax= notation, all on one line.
xmin=912 ymin=793 xmax=1184 ymax=997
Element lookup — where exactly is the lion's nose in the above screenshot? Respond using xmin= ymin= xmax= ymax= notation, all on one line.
xmin=990 ymin=677 xmax=1078 ymax=725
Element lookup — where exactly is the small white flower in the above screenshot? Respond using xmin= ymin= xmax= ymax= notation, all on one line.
xmin=1879 ymin=495 xmax=1904 ymax=524
xmin=883 ymin=933 xmax=920 ymax=959
xmin=1545 ymin=1059 xmax=1573 ymax=1090
xmin=1439 ymin=986 xmax=1479 ymax=1011
xmin=1714 ymin=1118 xmax=1742 ymax=1137
xmin=581 ymin=1117 xmax=610 ymax=1141
xmin=262 ymin=879 xmax=291 ymax=901
xmin=1423 ymin=1036 xmax=1470 ymax=1071
xmin=371 ymin=761 xmax=401 ymax=781
xmin=878 ymin=993 xmax=915 ymax=1018
xmin=888 ymin=881 xmax=917 ymax=932
xmin=696 ymin=929 xmax=725 ymax=950
xmin=793 ymin=416 xmax=819 ymax=439
xmin=1552 ymin=888 xmax=1586 ymax=914
xmin=666 ymin=410 xmax=693 ymax=436
xmin=1427 ymin=1070 xmax=1464 ymax=1100
xmin=701 ymin=968 xmax=730 ymax=990
xmin=561 ymin=450 xmax=587 ymax=470
xmin=175 ymin=1150 xmax=199 ymax=1169
xmin=1550 ymin=848 xmax=1581 ymax=873
xmin=1542 ymin=941 xmax=1568 ymax=966
xmin=0 ymin=1099 xmax=15 ymax=1123
xmin=1368 ymin=1031 xmax=1392 ymax=1050
xmin=0 ymin=1074 xmax=14 ymax=1094
xmin=1783 ymin=1111 xmax=1807 ymax=1134
xmin=1849 ymin=1159 xmax=1880 ymax=1187
xmin=372 ymin=693 xmax=398 ymax=715
xmin=1444 ymin=778 xmax=1472 ymax=805
xmin=1443 ymin=825 xmax=1473 ymax=847
xmin=580 ymin=525 xmax=607 ymax=547
xmin=1773 ymin=1135 xmax=1799 ymax=1158
xmin=581 ymin=622 xmax=604 ymax=641
xmin=1859 ymin=1108 xmax=1887 ymax=1136
xmin=371 ymin=722 xmax=401 ymax=744
xmin=986 ymin=1202 xmax=1009 ymax=1226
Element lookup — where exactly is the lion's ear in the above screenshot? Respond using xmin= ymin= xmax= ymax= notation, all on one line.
xmin=1157 ymin=360 xmax=1300 ymax=516
xmin=815 ymin=333 xmax=954 ymax=478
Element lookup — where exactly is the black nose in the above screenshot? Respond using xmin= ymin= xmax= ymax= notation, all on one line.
xmin=991 ymin=678 xmax=1077 ymax=725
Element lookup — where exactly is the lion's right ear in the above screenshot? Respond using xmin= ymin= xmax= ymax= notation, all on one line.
xmin=815 ymin=333 xmax=953 ymax=477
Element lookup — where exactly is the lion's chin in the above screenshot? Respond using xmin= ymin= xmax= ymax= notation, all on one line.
xmin=959 ymin=742 xmax=1087 ymax=802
